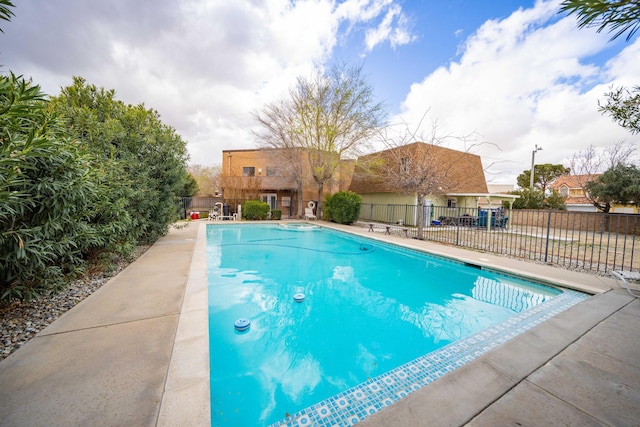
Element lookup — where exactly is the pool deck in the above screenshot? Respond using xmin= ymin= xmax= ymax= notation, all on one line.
xmin=0 ymin=220 xmax=638 ymax=426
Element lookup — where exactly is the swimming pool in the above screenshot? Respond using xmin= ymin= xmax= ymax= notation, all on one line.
xmin=207 ymin=224 xmax=588 ymax=426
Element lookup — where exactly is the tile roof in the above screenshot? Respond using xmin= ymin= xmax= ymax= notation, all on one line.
xmin=349 ymin=142 xmax=487 ymax=194
xmin=549 ymin=174 xmax=600 ymax=189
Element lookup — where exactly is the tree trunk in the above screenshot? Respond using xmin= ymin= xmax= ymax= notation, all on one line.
xmin=416 ymin=194 xmax=425 ymax=240
xmin=316 ymin=182 xmax=324 ymax=218
xmin=296 ymin=184 xmax=304 ymax=219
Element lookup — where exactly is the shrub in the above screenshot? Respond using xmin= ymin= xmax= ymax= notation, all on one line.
xmin=271 ymin=209 xmax=282 ymax=220
xmin=323 ymin=194 xmax=334 ymax=222
xmin=0 ymin=73 xmax=193 ymax=302
xmin=242 ymin=200 xmax=270 ymax=220
xmin=0 ymin=74 xmax=101 ymax=301
xmin=324 ymin=191 xmax=361 ymax=224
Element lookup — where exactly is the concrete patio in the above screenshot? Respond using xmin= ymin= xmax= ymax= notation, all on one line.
xmin=0 ymin=220 xmax=638 ymax=426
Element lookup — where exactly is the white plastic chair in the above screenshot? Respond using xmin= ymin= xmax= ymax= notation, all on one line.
xmin=611 ymin=270 xmax=640 ymax=297
xmin=304 ymin=208 xmax=317 ymax=220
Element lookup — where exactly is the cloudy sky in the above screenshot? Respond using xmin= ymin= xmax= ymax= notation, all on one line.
xmin=2 ymin=0 xmax=638 ymax=185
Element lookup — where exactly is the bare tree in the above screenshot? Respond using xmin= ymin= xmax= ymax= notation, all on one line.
xmin=254 ymin=62 xmax=386 ymax=214
xmin=220 ymin=175 xmax=263 ymax=202
xmin=253 ymin=101 xmax=308 ymax=217
xmin=187 ymin=164 xmax=222 ymax=197
xmin=567 ymin=141 xmax=637 ymax=209
xmin=360 ymin=117 xmax=485 ymax=238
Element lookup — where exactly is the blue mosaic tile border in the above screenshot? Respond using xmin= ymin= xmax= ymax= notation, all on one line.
xmin=267 ymin=288 xmax=588 ymax=427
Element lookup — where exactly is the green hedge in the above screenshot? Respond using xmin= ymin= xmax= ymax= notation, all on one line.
xmin=242 ymin=200 xmax=270 ymax=220
xmin=0 ymin=74 xmax=192 ymax=302
xmin=324 ymin=191 xmax=362 ymax=224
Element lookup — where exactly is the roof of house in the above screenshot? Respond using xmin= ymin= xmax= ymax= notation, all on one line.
xmin=349 ymin=142 xmax=488 ymax=194
xmin=564 ymin=196 xmax=593 ymax=205
xmin=549 ymin=174 xmax=601 ymax=189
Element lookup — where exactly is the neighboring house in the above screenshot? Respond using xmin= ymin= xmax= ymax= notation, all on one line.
xmin=221 ymin=148 xmax=350 ymax=218
xmin=350 ymin=142 xmax=519 ymax=226
xmin=350 ymin=142 xmax=487 ymax=207
xmin=548 ymin=174 xmax=600 ymax=212
xmin=549 ymin=174 xmax=638 ymax=213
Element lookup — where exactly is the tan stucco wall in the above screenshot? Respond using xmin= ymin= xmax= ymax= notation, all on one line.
xmin=455 ymin=197 xmax=479 ymax=208
xmin=222 ymin=150 xmax=271 ymax=177
xmin=358 ymin=193 xmax=483 ymax=208
xmin=360 ymin=193 xmax=416 ymax=205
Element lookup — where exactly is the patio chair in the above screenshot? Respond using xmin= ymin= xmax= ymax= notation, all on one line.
xmin=496 ymin=216 xmax=509 ymax=228
xmin=304 ymin=207 xmax=317 ymax=220
xmin=611 ymin=270 xmax=640 ymax=297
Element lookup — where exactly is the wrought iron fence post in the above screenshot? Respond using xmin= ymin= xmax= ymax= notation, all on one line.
xmin=544 ymin=209 xmax=552 ymax=263
xmin=355 ymin=202 xmax=638 ymax=273
xmin=455 ymin=206 xmax=462 ymax=246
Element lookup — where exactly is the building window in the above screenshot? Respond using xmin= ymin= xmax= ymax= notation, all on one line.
xmin=559 ymin=187 xmax=569 ymax=197
xmin=242 ymin=167 xmax=255 ymax=177
xmin=260 ymin=193 xmax=277 ymax=210
xmin=447 ymin=198 xmax=457 ymax=208
xmin=266 ymin=166 xmax=280 ymax=177
xmin=400 ymin=157 xmax=410 ymax=173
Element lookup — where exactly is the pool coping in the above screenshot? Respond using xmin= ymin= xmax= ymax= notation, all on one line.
xmin=163 ymin=220 xmax=619 ymax=426
xmin=1 ymin=220 xmax=633 ymax=427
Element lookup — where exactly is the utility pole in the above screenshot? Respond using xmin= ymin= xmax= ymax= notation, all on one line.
xmin=530 ymin=145 xmax=542 ymax=189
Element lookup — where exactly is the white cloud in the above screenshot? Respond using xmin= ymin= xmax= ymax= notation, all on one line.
xmin=3 ymin=0 xmax=415 ymax=166
xmin=3 ymin=0 xmax=635 ymax=180
xmin=396 ymin=0 xmax=640 ymax=185
xmin=364 ymin=4 xmax=415 ymax=51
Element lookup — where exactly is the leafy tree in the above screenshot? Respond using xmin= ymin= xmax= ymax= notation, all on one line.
xmin=513 ymin=164 xmax=570 ymax=209
xmin=517 ymin=163 xmax=571 ymax=192
xmin=181 ymin=173 xmax=199 ymax=197
xmin=561 ymin=1 xmax=640 ymax=136
xmin=254 ymin=62 xmax=386 ymax=214
xmin=510 ymin=188 xmax=544 ymax=209
xmin=0 ymin=0 xmax=14 ymax=31
xmin=511 ymin=187 xmax=566 ymax=210
xmin=599 ymin=85 xmax=640 ymax=134
xmin=560 ymin=0 xmax=640 ymax=41
xmin=585 ymin=163 xmax=640 ymax=212
xmin=1 ymin=73 xmax=101 ymax=300
xmin=543 ymin=190 xmax=567 ymax=210
xmin=50 ymin=77 xmax=191 ymax=244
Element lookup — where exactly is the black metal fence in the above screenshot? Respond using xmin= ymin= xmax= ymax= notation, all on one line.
xmin=177 ymin=197 xmax=224 ymax=219
xmin=177 ymin=197 xmax=317 ymax=219
xmin=358 ymin=203 xmax=639 ymax=275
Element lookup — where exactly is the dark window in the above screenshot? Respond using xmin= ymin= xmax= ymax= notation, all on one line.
xmin=242 ymin=167 xmax=255 ymax=177
xmin=266 ymin=166 xmax=280 ymax=177
xmin=400 ymin=157 xmax=410 ymax=173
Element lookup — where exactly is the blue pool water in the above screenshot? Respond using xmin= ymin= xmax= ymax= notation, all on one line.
xmin=207 ymin=224 xmax=566 ymax=426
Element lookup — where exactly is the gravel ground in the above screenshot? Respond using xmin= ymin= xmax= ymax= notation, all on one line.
xmin=0 ymin=246 xmax=150 ymax=361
